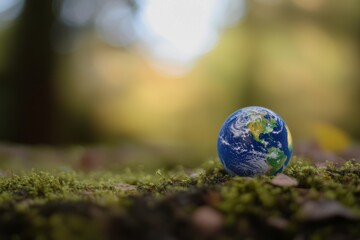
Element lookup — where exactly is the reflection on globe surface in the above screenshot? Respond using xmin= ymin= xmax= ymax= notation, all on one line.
xmin=217 ymin=106 xmax=293 ymax=177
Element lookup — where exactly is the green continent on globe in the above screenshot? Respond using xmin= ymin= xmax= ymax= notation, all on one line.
xmin=247 ymin=114 xmax=278 ymax=147
xmin=266 ymin=147 xmax=287 ymax=175
xmin=246 ymin=113 xmax=287 ymax=174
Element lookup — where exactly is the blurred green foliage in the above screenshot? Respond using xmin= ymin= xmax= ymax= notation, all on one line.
xmin=0 ymin=0 xmax=359 ymax=160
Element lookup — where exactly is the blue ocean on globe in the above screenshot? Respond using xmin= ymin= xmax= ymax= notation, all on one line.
xmin=217 ymin=106 xmax=293 ymax=177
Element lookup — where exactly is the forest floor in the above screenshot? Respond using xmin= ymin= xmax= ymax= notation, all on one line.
xmin=0 ymin=144 xmax=360 ymax=240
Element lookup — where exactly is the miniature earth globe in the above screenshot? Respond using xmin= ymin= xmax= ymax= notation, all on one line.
xmin=217 ymin=106 xmax=293 ymax=177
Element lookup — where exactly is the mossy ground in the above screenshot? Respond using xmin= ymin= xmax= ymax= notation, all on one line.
xmin=0 ymin=155 xmax=360 ymax=239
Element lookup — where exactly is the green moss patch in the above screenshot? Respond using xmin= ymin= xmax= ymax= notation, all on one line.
xmin=0 ymin=157 xmax=359 ymax=239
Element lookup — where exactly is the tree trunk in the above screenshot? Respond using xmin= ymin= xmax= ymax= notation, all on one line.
xmin=0 ymin=0 xmax=57 ymax=144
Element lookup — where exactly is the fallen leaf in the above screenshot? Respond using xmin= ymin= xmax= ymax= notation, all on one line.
xmin=300 ymin=200 xmax=357 ymax=221
xmin=267 ymin=217 xmax=289 ymax=230
xmin=313 ymin=123 xmax=351 ymax=152
xmin=270 ymin=174 xmax=298 ymax=187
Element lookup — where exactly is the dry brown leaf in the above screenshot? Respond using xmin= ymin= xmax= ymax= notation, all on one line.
xmin=300 ymin=200 xmax=357 ymax=221
xmin=267 ymin=217 xmax=289 ymax=230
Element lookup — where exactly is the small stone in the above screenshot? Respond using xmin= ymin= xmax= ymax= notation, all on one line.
xmin=270 ymin=174 xmax=298 ymax=187
xmin=300 ymin=200 xmax=357 ymax=221
xmin=114 ymin=183 xmax=137 ymax=191
xmin=186 ymin=170 xmax=204 ymax=178
xmin=192 ymin=206 xmax=224 ymax=235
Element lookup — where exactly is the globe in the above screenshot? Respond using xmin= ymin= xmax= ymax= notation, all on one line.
xmin=217 ymin=106 xmax=293 ymax=177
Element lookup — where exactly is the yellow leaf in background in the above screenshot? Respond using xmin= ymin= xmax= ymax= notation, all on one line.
xmin=286 ymin=126 xmax=293 ymax=150
xmin=313 ymin=123 xmax=351 ymax=152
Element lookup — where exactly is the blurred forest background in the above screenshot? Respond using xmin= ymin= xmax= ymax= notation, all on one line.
xmin=0 ymin=0 xmax=359 ymax=167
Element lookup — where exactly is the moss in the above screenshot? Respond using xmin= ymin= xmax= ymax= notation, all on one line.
xmin=0 ymin=157 xmax=359 ymax=239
